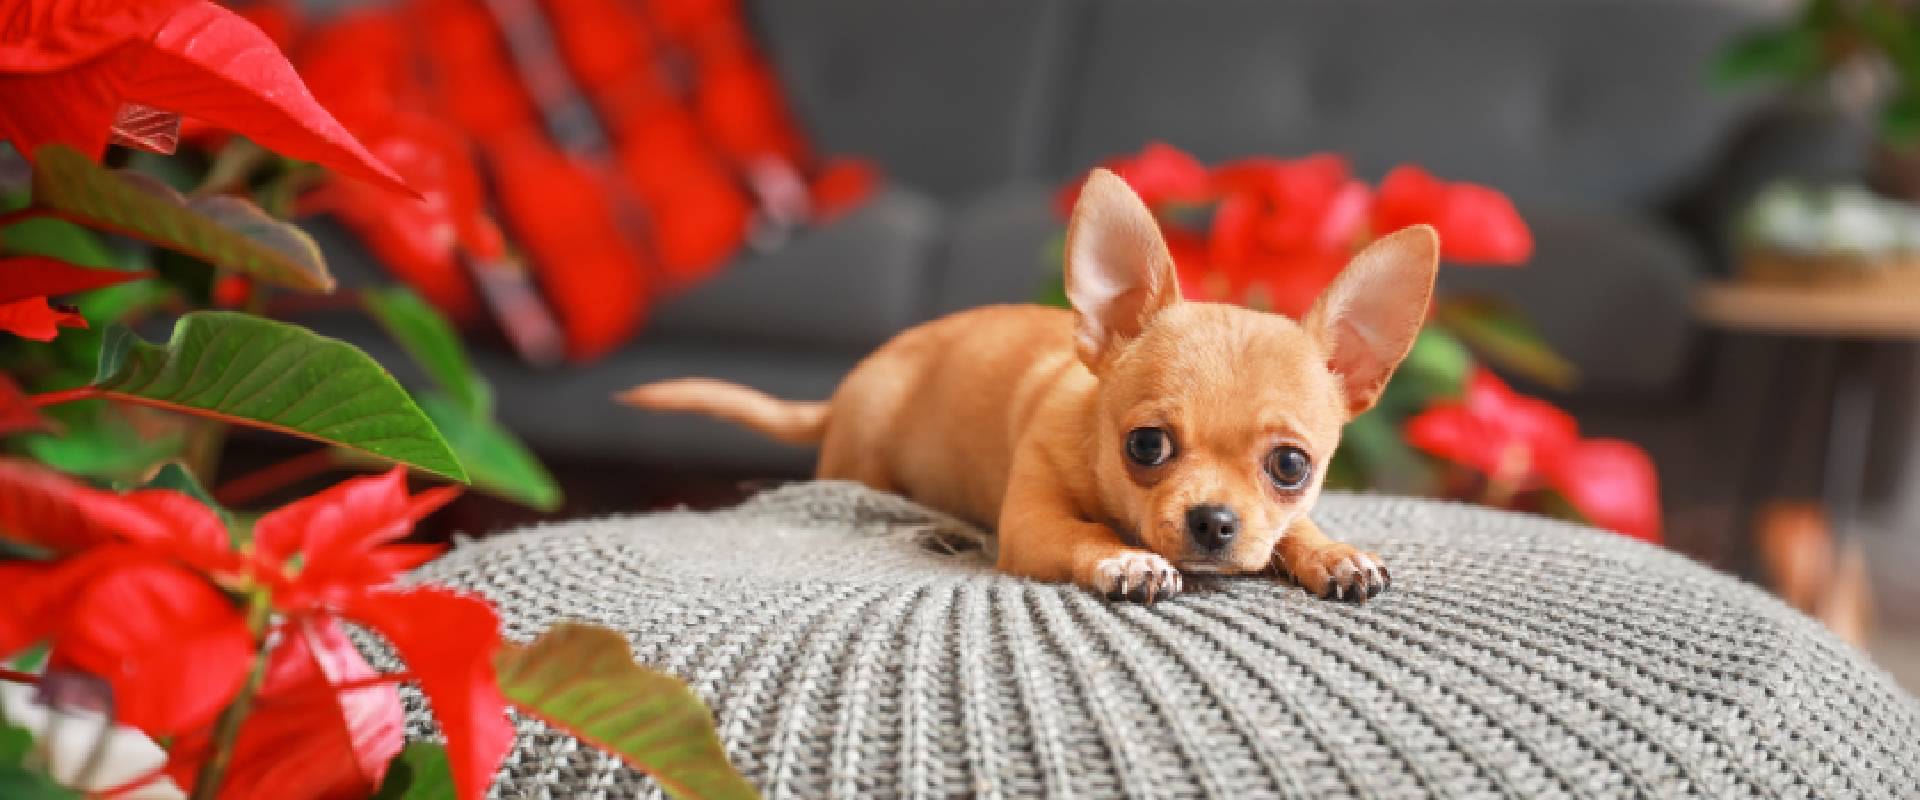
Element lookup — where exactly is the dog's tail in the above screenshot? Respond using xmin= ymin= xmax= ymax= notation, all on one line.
xmin=617 ymin=378 xmax=829 ymax=446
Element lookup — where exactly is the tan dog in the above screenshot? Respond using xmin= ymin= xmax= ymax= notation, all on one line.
xmin=621 ymin=169 xmax=1438 ymax=603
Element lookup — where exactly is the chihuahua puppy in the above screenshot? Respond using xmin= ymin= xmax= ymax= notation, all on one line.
xmin=621 ymin=169 xmax=1438 ymax=602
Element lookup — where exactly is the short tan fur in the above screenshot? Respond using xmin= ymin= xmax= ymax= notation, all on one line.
xmin=622 ymin=169 xmax=1439 ymax=602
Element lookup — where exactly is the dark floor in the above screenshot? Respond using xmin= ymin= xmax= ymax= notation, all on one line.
xmin=212 ymin=441 xmax=792 ymax=543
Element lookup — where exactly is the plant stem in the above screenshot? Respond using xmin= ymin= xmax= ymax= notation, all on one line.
xmin=98 ymin=762 xmax=173 ymax=799
xmin=28 ymin=385 xmax=100 ymax=407
xmin=320 ymin=672 xmax=413 ymax=693
xmin=1481 ymin=444 xmax=1529 ymax=509
xmin=0 ymin=207 xmax=52 ymax=229
xmin=214 ymin=448 xmax=340 ymax=507
xmin=190 ymin=590 xmax=274 ymax=800
xmin=0 ymin=668 xmax=40 ymax=684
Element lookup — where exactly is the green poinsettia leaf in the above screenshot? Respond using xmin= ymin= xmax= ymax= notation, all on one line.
xmin=417 ymin=393 xmax=559 ymax=512
xmin=8 ymin=644 xmax=48 ymax=673
xmin=363 ymin=287 xmax=493 ymax=417
xmin=0 ymin=724 xmax=30 ymax=765
xmin=1035 ymin=233 xmax=1069 ymax=308
xmin=0 ymin=215 xmax=121 ymax=270
xmin=1335 ymin=409 xmax=1432 ymax=495
xmin=1388 ymin=328 xmax=1473 ymax=406
xmin=1884 ymin=88 xmax=1920 ymax=147
xmin=91 ymin=312 xmax=466 ymax=481
xmin=31 ymin=280 xmax=173 ymax=385
xmin=0 ymin=769 xmax=76 ymax=800
xmin=373 ymin=743 xmax=456 ymax=800
xmin=0 ymin=724 xmax=75 ymax=800
xmin=496 ymin=623 xmax=757 ymax=800
xmin=28 ymin=144 xmax=333 ymax=292
xmin=24 ymin=423 xmax=181 ymax=484
xmin=21 ymin=395 xmax=182 ymax=484
xmin=1433 ymin=296 xmax=1577 ymax=391
xmin=141 ymin=462 xmax=221 ymax=509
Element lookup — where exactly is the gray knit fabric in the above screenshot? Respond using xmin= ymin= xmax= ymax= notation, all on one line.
xmin=362 ymin=481 xmax=1920 ymax=799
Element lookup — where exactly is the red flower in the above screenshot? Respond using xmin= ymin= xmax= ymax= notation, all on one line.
xmin=248 ymin=469 xmax=456 ymax=609
xmin=0 ymin=459 xmax=252 ymax=734
xmin=1 ymin=256 xmax=153 ymax=303
xmin=53 ymin=558 xmax=256 ymax=733
xmin=1203 ymin=155 xmax=1372 ymax=316
xmin=0 ymin=0 xmax=408 ymax=194
xmin=1405 ymin=369 xmax=1662 ymax=542
xmin=1545 ymin=439 xmax=1664 ymax=545
xmin=0 ymin=255 xmax=151 ymax=341
xmin=213 ymin=275 xmax=252 ymax=308
xmin=245 ymin=469 xmax=510 ymax=800
xmin=336 ymin=584 xmax=510 ymax=800
xmin=0 ymin=296 xmax=87 ymax=341
xmin=1372 ymin=165 xmax=1532 ymax=264
xmin=1057 ymin=141 xmax=1213 ymax=214
xmin=166 ymin=617 xmax=405 ymax=799
xmin=0 ymin=461 xmax=513 ymax=798
xmin=1404 ymin=368 xmax=1578 ymax=486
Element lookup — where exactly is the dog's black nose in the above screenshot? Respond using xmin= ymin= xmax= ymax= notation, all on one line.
xmin=1185 ymin=504 xmax=1239 ymax=550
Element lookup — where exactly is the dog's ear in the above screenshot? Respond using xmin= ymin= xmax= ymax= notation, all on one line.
xmin=1303 ymin=224 xmax=1440 ymax=418
xmin=1065 ymin=168 xmax=1183 ymax=370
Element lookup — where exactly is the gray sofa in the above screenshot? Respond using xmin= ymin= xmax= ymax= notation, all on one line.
xmin=319 ymin=0 xmax=1862 ymax=478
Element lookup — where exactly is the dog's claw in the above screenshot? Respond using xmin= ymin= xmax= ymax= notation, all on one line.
xmin=1286 ymin=546 xmax=1391 ymax=603
xmin=1091 ymin=551 xmax=1183 ymax=604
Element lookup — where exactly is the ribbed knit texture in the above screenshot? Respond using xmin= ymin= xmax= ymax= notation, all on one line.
xmin=360 ymin=481 xmax=1920 ymax=798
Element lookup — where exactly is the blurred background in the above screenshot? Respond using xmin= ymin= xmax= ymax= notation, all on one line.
xmin=155 ymin=0 xmax=1920 ymax=690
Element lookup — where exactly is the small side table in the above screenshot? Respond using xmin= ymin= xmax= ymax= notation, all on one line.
xmin=1694 ymin=279 xmax=1920 ymax=638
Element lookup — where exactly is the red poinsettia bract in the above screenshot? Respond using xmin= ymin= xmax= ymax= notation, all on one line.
xmin=0 ymin=296 xmax=86 ymax=341
xmin=1404 ymin=369 xmax=1663 ymax=543
xmin=0 ymin=255 xmax=152 ymax=341
xmin=166 ymin=617 xmax=405 ymax=799
xmin=0 ymin=0 xmax=408 ymax=194
xmin=1055 ymin=141 xmax=1212 ymax=214
xmin=1372 ymin=165 xmax=1533 ymax=264
xmin=0 ymin=460 xmax=512 ymax=799
xmin=1059 ymin=142 xmax=1534 ymax=318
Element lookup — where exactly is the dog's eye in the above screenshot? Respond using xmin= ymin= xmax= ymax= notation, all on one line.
xmin=1265 ymin=446 xmax=1312 ymax=489
xmin=1125 ymin=427 xmax=1173 ymax=467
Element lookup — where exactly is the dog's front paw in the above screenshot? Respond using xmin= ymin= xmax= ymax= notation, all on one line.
xmin=1088 ymin=550 xmax=1183 ymax=603
xmin=1278 ymin=543 xmax=1389 ymax=602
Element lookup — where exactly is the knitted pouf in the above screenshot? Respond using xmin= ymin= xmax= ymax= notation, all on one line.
xmin=361 ymin=481 xmax=1920 ymax=798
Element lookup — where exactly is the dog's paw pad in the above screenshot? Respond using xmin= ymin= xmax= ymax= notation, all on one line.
xmin=1288 ymin=545 xmax=1390 ymax=603
xmin=1091 ymin=551 xmax=1182 ymax=603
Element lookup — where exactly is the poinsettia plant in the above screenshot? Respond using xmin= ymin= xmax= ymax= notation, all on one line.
xmin=0 ymin=0 xmax=560 ymax=512
xmin=1 ymin=1 xmax=754 ymax=798
xmin=1049 ymin=143 xmax=1663 ymax=543
xmin=0 ymin=460 xmax=756 ymax=799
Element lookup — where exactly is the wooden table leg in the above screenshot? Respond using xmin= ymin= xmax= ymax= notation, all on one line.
xmin=1815 ymin=339 xmax=1877 ymax=646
